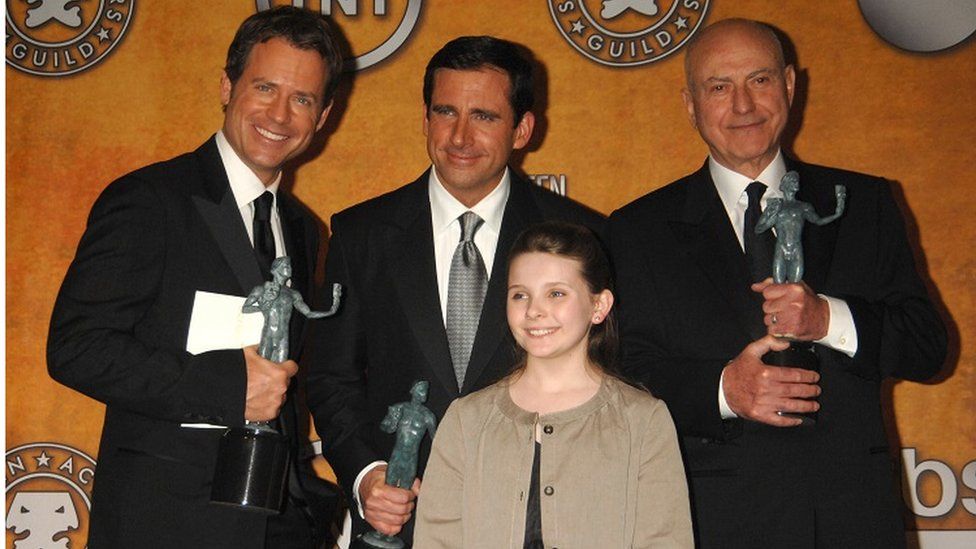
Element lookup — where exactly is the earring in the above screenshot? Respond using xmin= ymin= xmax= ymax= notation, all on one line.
xmin=593 ymin=314 xmax=602 ymax=323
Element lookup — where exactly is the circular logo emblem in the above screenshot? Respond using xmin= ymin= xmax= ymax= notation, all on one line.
xmin=6 ymin=442 xmax=96 ymax=548
xmin=258 ymin=0 xmax=423 ymax=72
xmin=548 ymin=0 xmax=709 ymax=67
xmin=5 ymin=0 xmax=135 ymax=77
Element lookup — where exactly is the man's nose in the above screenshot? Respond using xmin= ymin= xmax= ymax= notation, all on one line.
xmin=732 ymin=86 xmax=755 ymax=114
xmin=450 ymin=116 xmax=472 ymax=147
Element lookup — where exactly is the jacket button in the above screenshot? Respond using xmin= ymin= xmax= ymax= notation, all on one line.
xmin=544 ymin=485 xmax=554 ymax=496
xmin=543 ymin=425 xmax=553 ymax=434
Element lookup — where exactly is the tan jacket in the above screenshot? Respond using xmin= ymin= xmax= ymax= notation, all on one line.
xmin=414 ymin=376 xmax=693 ymax=548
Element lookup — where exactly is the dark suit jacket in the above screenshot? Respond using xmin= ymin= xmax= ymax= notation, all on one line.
xmin=608 ymin=158 xmax=946 ymax=549
xmin=305 ymin=170 xmax=604 ymax=543
xmin=48 ymin=137 xmax=335 ymax=549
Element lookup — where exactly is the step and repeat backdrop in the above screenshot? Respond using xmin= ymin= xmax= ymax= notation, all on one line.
xmin=6 ymin=1 xmax=975 ymax=547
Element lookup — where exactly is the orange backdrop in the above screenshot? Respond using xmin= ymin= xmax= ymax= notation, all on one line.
xmin=7 ymin=0 xmax=974 ymax=545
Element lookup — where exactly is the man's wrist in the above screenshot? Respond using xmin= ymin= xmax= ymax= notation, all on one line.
xmin=815 ymin=294 xmax=857 ymax=356
xmin=352 ymin=461 xmax=386 ymax=518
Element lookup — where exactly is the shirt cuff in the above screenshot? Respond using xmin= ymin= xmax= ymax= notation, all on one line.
xmin=352 ymin=461 xmax=387 ymax=518
xmin=718 ymin=366 xmax=738 ymax=419
xmin=814 ymin=294 xmax=858 ymax=357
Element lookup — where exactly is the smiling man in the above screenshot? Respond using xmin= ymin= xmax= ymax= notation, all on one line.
xmin=608 ymin=19 xmax=946 ymax=548
xmin=304 ymin=36 xmax=603 ymax=545
xmin=48 ymin=7 xmax=342 ymax=549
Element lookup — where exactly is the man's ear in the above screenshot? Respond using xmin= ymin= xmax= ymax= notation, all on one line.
xmin=512 ymin=111 xmax=536 ymax=150
xmin=316 ymin=102 xmax=333 ymax=131
xmin=784 ymin=64 xmax=796 ymax=107
xmin=220 ymin=71 xmax=233 ymax=107
xmin=681 ymin=88 xmax=698 ymax=130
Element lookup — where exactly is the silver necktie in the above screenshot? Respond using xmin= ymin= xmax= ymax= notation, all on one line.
xmin=446 ymin=211 xmax=488 ymax=390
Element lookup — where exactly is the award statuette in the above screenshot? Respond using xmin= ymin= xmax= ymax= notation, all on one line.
xmin=353 ymin=381 xmax=438 ymax=549
xmin=755 ymin=171 xmax=846 ymax=425
xmin=210 ymin=256 xmax=342 ymax=513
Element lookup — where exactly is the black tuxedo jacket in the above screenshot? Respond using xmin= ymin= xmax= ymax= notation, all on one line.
xmin=305 ymin=170 xmax=604 ymax=542
xmin=607 ymin=158 xmax=946 ymax=548
xmin=48 ymin=137 xmax=333 ymax=549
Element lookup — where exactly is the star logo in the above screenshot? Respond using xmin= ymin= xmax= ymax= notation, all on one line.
xmin=571 ymin=19 xmax=586 ymax=35
xmin=674 ymin=16 xmax=689 ymax=31
xmin=34 ymin=450 xmax=52 ymax=468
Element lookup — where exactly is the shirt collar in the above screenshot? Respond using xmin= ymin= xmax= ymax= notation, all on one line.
xmin=215 ymin=130 xmax=281 ymax=209
xmin=428 ymin=166 xmax=510 ymax=234
xmin=709 ymin=149 xmax=786 ymax=212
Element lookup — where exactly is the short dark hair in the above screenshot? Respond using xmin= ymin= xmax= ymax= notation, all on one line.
xmin=225 ymin=6 xmax=343 ymax=106
xmin=507 ymin=221 xmax=618 ymax=373
xmin=423 ymin=36 xmax=534 ymax=127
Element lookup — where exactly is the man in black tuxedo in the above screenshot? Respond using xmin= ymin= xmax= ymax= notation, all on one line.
xmin=608 ymin=19 xmax=946 ymax=548
xmin=48 ymin=7 xmax=342 ymax=548
xmin=304 ymin=36 xmax=604 ymax=544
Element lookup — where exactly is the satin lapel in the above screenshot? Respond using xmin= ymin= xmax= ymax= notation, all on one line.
xmin=278 ymin=193 xmax=312 ymax=301
xmin=461 ymin=175 xmax=539 ymax=393
xmin=190 ymin=138 xmax=264 ymax=295
xmin=668 ymin=164 xmax=765 ymax=341
xmin=279 ymin=192 xmax=314 ymax=358
xmin=789 ymin=159 xmax=839 ymax=293
xmin=389 ymin=177 xmax=459 ymax=399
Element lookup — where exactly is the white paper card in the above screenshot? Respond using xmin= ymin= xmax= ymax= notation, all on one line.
xmin=185 ymin=290 xmax=262 ymax=355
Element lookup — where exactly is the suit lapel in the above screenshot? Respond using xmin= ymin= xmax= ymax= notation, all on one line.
xmin=278 ymin=193 xmax=312 ymax=300
xmin=190 ymin=137 xmax=264 ymax=295
xmin=669 ymin=163 xmax=765 ymax=341
xmin=389 ymin=176 xmax=460 ymax=398
xmin=461 ymin=174 xmax=540 ymax=393
xmin=279 ymin=192 xmax=315 ymax=359
xmin=788 ymin=158 xmax=839 ymax=293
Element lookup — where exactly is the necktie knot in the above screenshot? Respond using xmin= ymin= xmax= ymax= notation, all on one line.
xmin=254 ymin=191 xmax=274 ymax=222
xmin=458 ymin=211 xmax=484 ymax=243
xmin=745 ymin=181 xmax=767 ymax=210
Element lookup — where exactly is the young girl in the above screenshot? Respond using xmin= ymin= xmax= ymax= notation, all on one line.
xmin=415 ymin=221 xmax=693 ymax=548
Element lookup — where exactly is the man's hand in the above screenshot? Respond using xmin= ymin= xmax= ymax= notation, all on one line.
xmin=243 ymin=345 xmax=297 ymax=422
xmin=723 ymin=336 xmax=821 ymax=427
xmin=359 ymin=466 xmax=420 ymax=536
xmin=752 ymin=278 xmax=829 ymax=340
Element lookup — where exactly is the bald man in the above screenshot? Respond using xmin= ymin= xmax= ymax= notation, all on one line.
xmin=608 ymin=19 xmax=945 ymax=548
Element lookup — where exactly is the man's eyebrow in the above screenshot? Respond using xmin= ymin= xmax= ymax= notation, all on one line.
xmin=430 ymin=103 xmax=455 ymax=112
xmin=747 ymin=68 xmax=776 ymax=79
xmin=249 ymin=77 xmax=321 ymax=101
xmin=471 ymin=108 xmax=501 ymax=119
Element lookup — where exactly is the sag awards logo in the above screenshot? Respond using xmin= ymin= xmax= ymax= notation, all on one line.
xmin=549 ymin=0 xmax=709 ymax=67
xmin=5 ymin=443 xmax=96 ymax=549
xmin=258 ymin=0 xmax=423 ymax=71
xmin=5 ymin=0 xmax=135 ymax=77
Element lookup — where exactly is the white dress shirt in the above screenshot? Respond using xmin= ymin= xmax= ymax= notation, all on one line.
xmin=709 ymin=151 xmax=858 ymax=418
